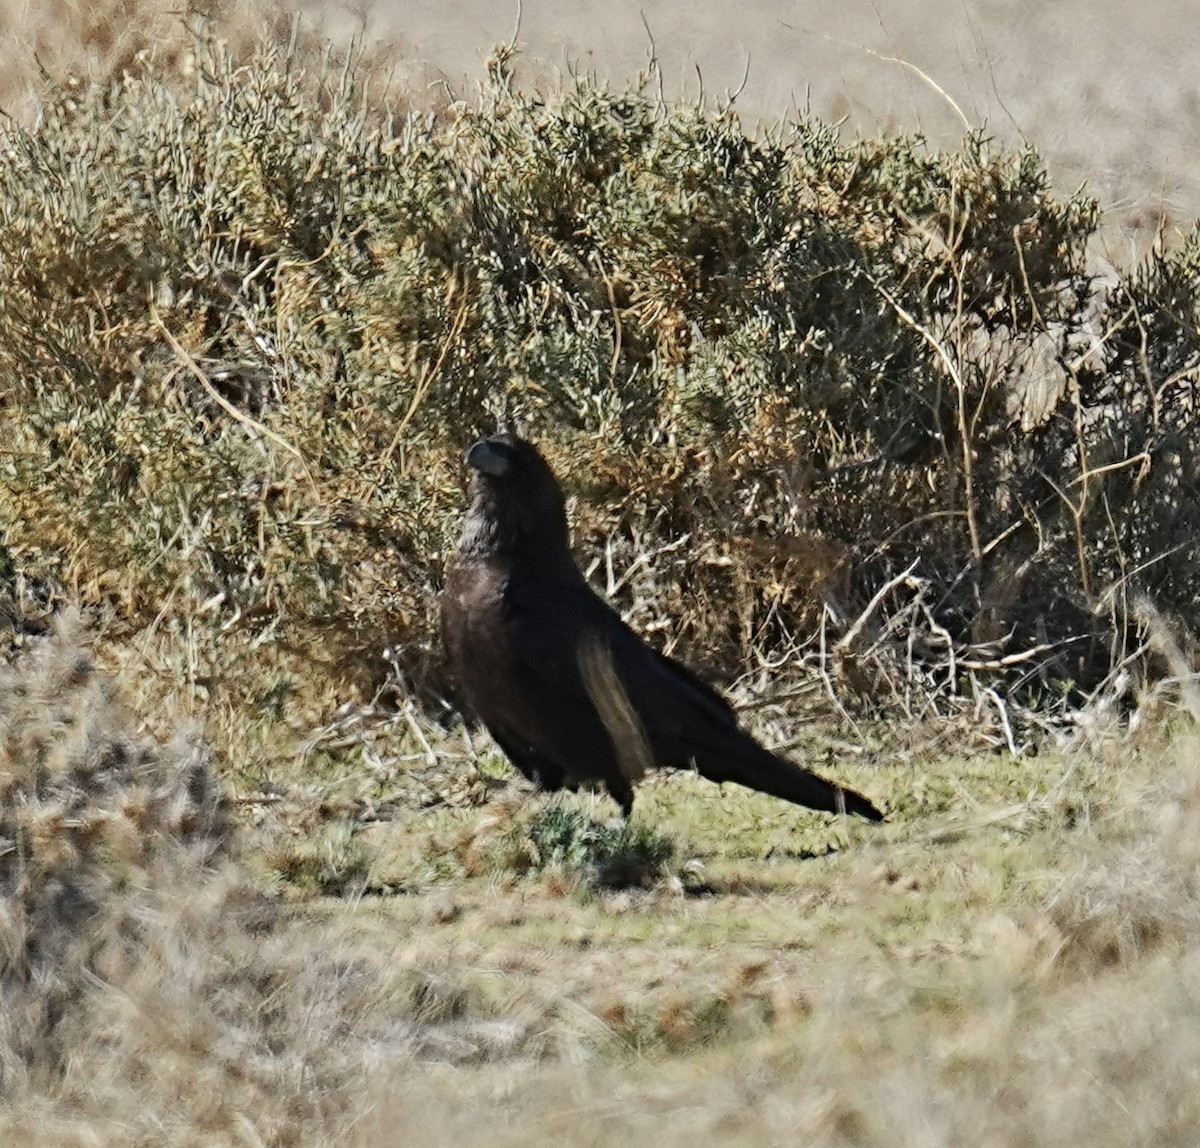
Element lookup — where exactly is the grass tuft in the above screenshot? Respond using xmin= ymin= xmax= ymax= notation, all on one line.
xmin=526 ymin=802 xmax=676 ymax=889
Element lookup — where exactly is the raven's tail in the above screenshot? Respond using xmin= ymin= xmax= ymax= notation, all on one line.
xmin=695 ymin=738 xmax=884 ymax=821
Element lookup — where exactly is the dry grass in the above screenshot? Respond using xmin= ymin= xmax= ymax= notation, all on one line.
xmin=2 ymin=618 xmax=1199 ymax=1145
xmin=0 ymin=0 xmax=333 ymax=122
xmin=323 ymin=733 xmax=1200 ymax=1148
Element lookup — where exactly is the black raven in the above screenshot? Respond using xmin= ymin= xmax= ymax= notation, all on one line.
xmin=442 ymin=433 xmax=883 ymax=821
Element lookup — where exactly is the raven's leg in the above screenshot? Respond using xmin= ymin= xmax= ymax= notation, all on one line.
xmin=606 ymin=779 xmax=635 ymax=818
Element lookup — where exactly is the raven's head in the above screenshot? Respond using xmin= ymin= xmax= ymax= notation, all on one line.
xmin=458 ymin=433 xmax=573 ymax=566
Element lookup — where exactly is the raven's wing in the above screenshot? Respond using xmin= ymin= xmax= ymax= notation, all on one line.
xmin=457 ymin=574 xmax=643 ymax=809
xmin=499 ymin=577 xmax=882 ymax=820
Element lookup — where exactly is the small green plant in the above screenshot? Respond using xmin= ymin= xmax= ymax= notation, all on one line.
xmin=526 ymin=802 xmax=676 ymax=889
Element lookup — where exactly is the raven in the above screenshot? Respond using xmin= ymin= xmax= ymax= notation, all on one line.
xmin=442 ymin=432 xmax=883 ymax=822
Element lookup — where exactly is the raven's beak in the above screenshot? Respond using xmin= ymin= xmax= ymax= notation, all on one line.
xmin=465 ymin=439 xmax=511 ymax=478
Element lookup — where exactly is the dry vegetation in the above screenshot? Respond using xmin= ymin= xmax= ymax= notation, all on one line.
xmin=0 ymin=3 xmax=1199 ymax=1145
xmin=3 ymin=616 xmax=1200 ymax=1146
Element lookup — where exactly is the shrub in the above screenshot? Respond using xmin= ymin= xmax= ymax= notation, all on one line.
xmin=0 ymin=30 xmax=1193 ymax=754
xmin=0 ymin=613 xmax=228 ymax=1081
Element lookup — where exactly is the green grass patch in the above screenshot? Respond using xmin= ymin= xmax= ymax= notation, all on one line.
xmin=525 ymin=802 xmax=676 ymax=889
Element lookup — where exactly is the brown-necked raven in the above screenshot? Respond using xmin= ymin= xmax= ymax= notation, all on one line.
xmin=442 ymin=432 xmax=883 ymax=821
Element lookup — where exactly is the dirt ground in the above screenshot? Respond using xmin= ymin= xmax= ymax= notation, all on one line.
xmin=302 ymin=0 xmax=1200 ymax=260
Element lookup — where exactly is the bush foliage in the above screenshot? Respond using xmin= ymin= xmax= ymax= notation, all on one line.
xmin=0 ymin=34 xmax=1196 ymax=747
xmin=0 ymin=614 xmax=228 ymax=1083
